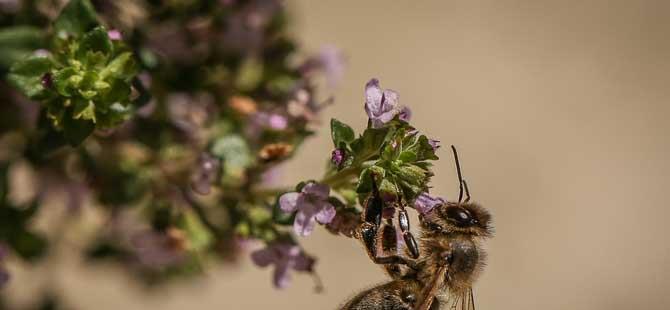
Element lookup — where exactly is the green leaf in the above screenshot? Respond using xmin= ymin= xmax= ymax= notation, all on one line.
xmin=52 ymin=67 xmax=78 ymax=97
xmin=0 ymin=27 xmax=45 ymax=70
xmin=235 ymin=57 xmax=263 ymax=91
xmin=10 ymin=230 xmax=48 ymax=262
xmin=378 ymin=178 xmax=399 ymax=201
xmin=62 ymin=114 xmax=95 ymax=146
xmin=180 ymin=212 xmax=213 ymax=252
xmin=350 ymin=127 xmax=390 ymax=163
xmin=7 ymin=56 xmax=52 ymax=99
xmin=76 ymin=27 xmax=112 ymax=62
xmin=100 ymin=52 xmax=136 ymax=81
xmin=398 ymin=150 xmax=418 ymax=163
xmin=54 ymin=0 xmax=99 ymax=37
xmin=97 ymin=102 xmax=131 ymax=128
xmin=330 ymin=118 xmax=355 ymax=148
xmin=395 ymin=164 xmax=429 ymax=186
xmin=101 ymin=78 xmax=131 ymax=103
xmin=210 ymin=135 xmax=252 ymax=183
xmin=413 ymin=135 xmax=439 ymax=161
xmin=72 ymin=99 xmax=96 ymax=122
xmin=356 ymin=165 xmax=385 ymax=194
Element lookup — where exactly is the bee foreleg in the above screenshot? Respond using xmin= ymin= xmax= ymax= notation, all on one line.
xmin=360 ymin=222 xmax=418 ymax=270
xmin=398 ymin=208 xmax=420 ymax=259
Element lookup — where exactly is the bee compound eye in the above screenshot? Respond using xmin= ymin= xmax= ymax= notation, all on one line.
xmin=446 ymin=207 xmax=472 ymax=226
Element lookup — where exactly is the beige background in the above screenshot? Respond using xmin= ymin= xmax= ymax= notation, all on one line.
xmin=6 ymin=0 xmax=670 ymax=309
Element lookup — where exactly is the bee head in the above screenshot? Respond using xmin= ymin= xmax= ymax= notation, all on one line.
xmin=421 ymin=202 xmax=492 ymax=237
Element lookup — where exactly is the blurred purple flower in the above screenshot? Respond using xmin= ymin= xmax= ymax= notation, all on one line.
xmin=130 ymin=230 xmax=186 ymax=269
xmin=63 ymin=181 xmax=89 ymax=213
xmin=260 ymin=166 xmax=283 ymax=186
xmin=167 ymin=92 xmax=217 ymax=138
xmin=365 ymin=78 xmax=402 ymax=128
xmin=251 ymin=243 xmax=314 ymax=289
xmin=41 ymin=73 xmax=53 ymax=89
xmin=0 ymin=0 xmax=19 ymax=13
xmin=428 ymin=139 xmax=441 ymax=151
xmin=0 ymin=267 xmax=8 ymax=288
xmin=279 ymin=183 xmax=336 ymax=236
xmin=246 ymin=111 xmax=288 ymax=139
xmin=191 ymin=153 xmax=221 ymax=195
xmin=413 ymin=192 xmax=446 ymax=214
xmin=147 ymin=22 xmax=204 ymax=63
xmin=108 ymin=29 xmax=122 ymax=41
xmin=220 ymin=0 xmax=282 ymax=53
xmin=0 ymin=243 xmax=9 ymax=288
xmin=301 ymin=46 xmax=346 ymax=88
xmin=254 ymin=112 xmax=288 ymax=130
xmin=36 ymin=171 xmax=89 ymax=213
xmin=331 ymin=148 xmax=346 ymax=167
xmin=318 ymin=46 xmax=345 ymax=88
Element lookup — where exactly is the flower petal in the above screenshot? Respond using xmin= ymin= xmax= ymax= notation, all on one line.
xmin=273 ymin=260 xmax=291 ymax=289
xmin=292 ymin=253 xmax=315 ymax=272
xmin=399 ymin=106 xmax=412 ymax=122
xmin=279 ymin=192 xmax=300 ymax=213
xmin=376 ymin=109 xmax=400 ymax=124
xmin=294 ymin=210 xmax=317 ymax=236
xmin=251 ymin=247 xmax=276 ymax=267
xmin=314 ymin=203 xmax=336 ymax=224
xmin=414 ymin=192 xmax=445 ymax=214
xmin=301 ymin=182 xmax=329 ymax=199
xmin=365 ymin=78 xmax=383 ymax=118
xmin=381 ymin=89 xmax=399 ymax=113
xmin=0 ymin=267 xmax=9 ymax=288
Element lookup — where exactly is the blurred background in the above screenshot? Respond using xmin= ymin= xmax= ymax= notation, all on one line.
xmin=5 ymin=0 xmax=670 ymax=309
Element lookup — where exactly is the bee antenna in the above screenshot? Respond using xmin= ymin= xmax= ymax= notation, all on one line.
xmin=462 ymin=179 xmax=471 ymax=203
xmin=451 ymin=145 xmax=465 ymax=203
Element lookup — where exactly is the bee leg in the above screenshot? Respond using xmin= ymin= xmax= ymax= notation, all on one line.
xmin=359 ymin=177 xmax=419 ymax=274
xmin=398 ymin=207 xmax=420 ymax=259
xmin=360 ymin=222 xmax=411 ymax=265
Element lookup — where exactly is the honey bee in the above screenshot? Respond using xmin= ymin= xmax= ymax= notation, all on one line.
xmin=340 ymin=146 xmax=493 ymax=310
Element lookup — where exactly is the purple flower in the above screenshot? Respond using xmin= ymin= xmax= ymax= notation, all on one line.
xmin=251 ymin=243 xmax=314 ymax=289
xmin=255 ymin=112 xmax=288 ymax=130
xmin=0 ymin=243 xmax=8 ymax=288
xmin=0 ymin=0 xmax=20 ymax=13
xmin=167 ymin=92 xmax=217 ymax=138
xmin=279 ymin=183 xmax=336 ymax=236
xmin=191 ymin=153 xmax=221 ymax=195
xmin=365 ymin=78 xmax=402 ymax=128
xmin=414 ymin=192 xmax=446 ymax=214
xmin=108 ymin=29 xmax=123 ymax=41
xmin=41 ymin=73 xmax=53 ymax=89
xmin=301 ymin=46 xmax=346 ymax=88
xmin=428 ymin=139 xmax=441 ymax=151
xmin=331 ymin=148 xmax=346 ymax=166
xmin=318 ymin=46 xmax=345 ymax=88
xmin=130 ymin=229 xmax=187 ymax=269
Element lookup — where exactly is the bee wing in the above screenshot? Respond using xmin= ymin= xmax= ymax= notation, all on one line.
xmin=415 ymin=265 xmax=448 ymax=310
xmin=444 ymin=288 xmax=476 ymax=310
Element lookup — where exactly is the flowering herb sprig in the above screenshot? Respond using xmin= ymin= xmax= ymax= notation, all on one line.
xmin=273 ymin=78 xmax=446 ymax=286
xmin=0 ymin=0 xmax=448 ymax=304
xmin=7 ymin=0 xmax=139 ymax=146
xmin=0 ymin=0 xmax=347 ymax=300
